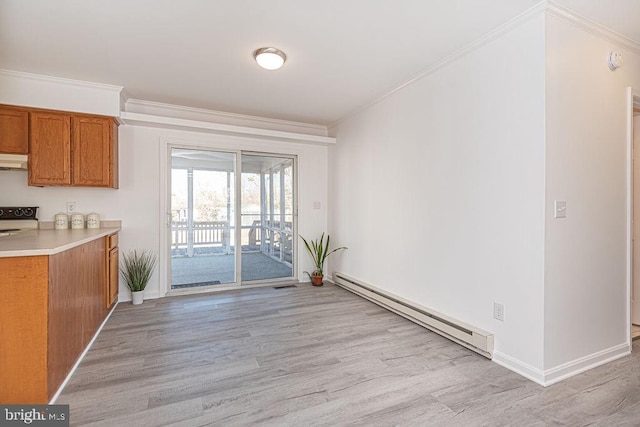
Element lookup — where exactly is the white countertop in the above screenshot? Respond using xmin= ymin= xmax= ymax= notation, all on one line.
xmin=0 ymin=227 xmax=120 ymax=258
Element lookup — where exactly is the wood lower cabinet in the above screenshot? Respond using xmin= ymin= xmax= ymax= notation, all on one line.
xmin=0 ymin=237 xmax=112 ymax=404
xmin=106 ymin=232 xmax=119 ymax=308
xmin=0 ymin=256 xmax=49 ymax=404
xmin=0 ymin=106 xmax=29 ymax=154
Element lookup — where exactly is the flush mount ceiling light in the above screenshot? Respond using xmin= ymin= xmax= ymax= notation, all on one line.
xmin=253 ymin=47 xmax=287 ymax=70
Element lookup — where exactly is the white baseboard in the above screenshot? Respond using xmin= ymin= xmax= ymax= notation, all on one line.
xmin=493 ymin=342 xmax=631 ymax=387
xmin=492 ymin=351 xmax=546 ymax=385
xmin=542 ymin=342 xmax=630 ymax=386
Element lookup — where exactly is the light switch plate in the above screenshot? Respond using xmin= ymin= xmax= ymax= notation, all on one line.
xmin=554 ymin=200 xmax=566 ymax=219
xmin=494 ymin=302 xmax=505 ymax=322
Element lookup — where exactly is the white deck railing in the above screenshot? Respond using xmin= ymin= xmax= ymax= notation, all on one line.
xmin=172 ymin=220 xmax=230 ymax=249
xmin=172 ymin=219 xmax=292 ymax=263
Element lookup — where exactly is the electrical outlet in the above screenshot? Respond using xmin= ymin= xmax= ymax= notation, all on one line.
xmin=494 ymin=302 xmax=505 ymax=322
xmin=66 ymin=202 xmax=76 ymax=213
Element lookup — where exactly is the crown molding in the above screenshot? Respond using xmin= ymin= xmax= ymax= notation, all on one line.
xmin=329 ymin=1 xmax=640 ymax=130
xmin=120 ymin=111 xmax=336 ymax=145
xmin=328 ymin=1 xmax=547 ymax=129
xmin=124 ymin=98 xmax=328 ymax=136
xmin=546 ymin=2 xmax=640 ymax=56
xmin=119 ymin=88 xmax=132 ymax=110
xmin=0 ymin=69 xmax=123 ymax=93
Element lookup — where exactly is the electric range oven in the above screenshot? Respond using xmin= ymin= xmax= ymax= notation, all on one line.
xmin=0 ymin=207 xmax=39 ymax=236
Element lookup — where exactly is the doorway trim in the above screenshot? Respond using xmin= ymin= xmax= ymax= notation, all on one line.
xmin=627 ymin=86 xmax=640 ymax=348
xmin=159 ymin=136 xmax=300 ymax=297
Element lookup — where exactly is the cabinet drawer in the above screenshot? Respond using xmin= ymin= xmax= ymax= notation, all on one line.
xmin=108 ymin=233 xmax=118 ymax=250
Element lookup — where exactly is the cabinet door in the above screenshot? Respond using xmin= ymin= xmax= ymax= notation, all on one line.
xmin=0 ymin=107 xmax=28 ymax=154
xmin=108 ymin=246 xmax=119 ymax=308
xmin=72 ymin=116 xmax=113 ymax=187
xmin=0 ymin=256 xmax=49 ymax=404
xmin=29 ymin=112 xmax=71 ymax=186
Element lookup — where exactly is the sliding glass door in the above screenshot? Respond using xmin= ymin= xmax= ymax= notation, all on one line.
xmin=241 ymin=154 xmax=294 ymax=282
xmin=170 ymin=148 xmax=236 ymax=289
xmin=169 ymin=147 xmax=295 ymax=291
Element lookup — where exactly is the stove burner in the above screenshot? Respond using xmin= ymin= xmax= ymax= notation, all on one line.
xmin=0 ymin=206 xmax=38 ymax=220
xmin=0 ymin=206 xmax=39 ymax=234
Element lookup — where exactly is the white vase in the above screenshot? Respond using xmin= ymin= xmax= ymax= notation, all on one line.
xmin=131 ymin=290 xmax=144 ymax=305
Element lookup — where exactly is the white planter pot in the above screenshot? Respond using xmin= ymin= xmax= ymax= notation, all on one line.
xmin=131 ymin=290 xmax=144 ymax=305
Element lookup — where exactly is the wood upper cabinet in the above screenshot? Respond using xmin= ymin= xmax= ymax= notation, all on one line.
xmin=73 ymin=116 xmax=118 ymax=187
xmin=0 ymin=106 xmax=29 ymax=154
xmin=29 ymin=112 xmax=72 ymax=186
xmin=28 ymin=110 xmax=118 ymax=188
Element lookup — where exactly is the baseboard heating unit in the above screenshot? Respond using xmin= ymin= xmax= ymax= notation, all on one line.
xmin=333 ymin=272 xmax=494 ymax=359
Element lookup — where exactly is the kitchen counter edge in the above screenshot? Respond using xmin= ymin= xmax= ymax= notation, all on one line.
xmin=0 ymin=227 xmax=121 ymax=258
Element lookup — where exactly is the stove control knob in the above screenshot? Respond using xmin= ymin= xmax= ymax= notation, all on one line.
xmin=14 ymin=208 xmax=23 ymax=217
xmin=24 ymin=208 xmax=34 ymax=217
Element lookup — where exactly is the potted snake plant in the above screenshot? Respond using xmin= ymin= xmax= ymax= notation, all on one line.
xmin=299 ymin=233 xmax=347 ymax=286
xmin=120 ymin=250 xmax=157 ymax=305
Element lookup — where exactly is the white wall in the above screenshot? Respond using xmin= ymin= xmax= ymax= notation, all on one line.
xmin=0 ymin=69 xmax=122 ymax=117
xmin=543 ymin=14 xmax=640 ymax=371
xmin=133 ymin=125 xmax=329 ymax=299
xmin=329 ymin=13 xmax=547 ymax=370
xmin=0 ymin=114 xmax=328 ymax=302
xmin=633 ymin=114 xmax=640 ymax=325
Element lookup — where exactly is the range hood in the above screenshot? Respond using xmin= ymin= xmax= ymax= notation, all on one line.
xmin=0 ymin=154 xmax=28 ymax=170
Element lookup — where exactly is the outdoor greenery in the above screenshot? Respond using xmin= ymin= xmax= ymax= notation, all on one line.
xmin=120 ymin=250 xmax=158 ymax=292
xmin=300 ymin=233 xmax=347 ymax=278
xmin=171 ymin=163 xmax=294 ymax=223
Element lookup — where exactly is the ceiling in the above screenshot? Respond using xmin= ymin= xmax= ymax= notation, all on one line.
xmin=1 ymin=1 xmax=639 ymax=126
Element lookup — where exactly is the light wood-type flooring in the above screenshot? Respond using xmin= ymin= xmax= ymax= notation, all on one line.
xmin=58 ymin=283 xmax=640 ymax=426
